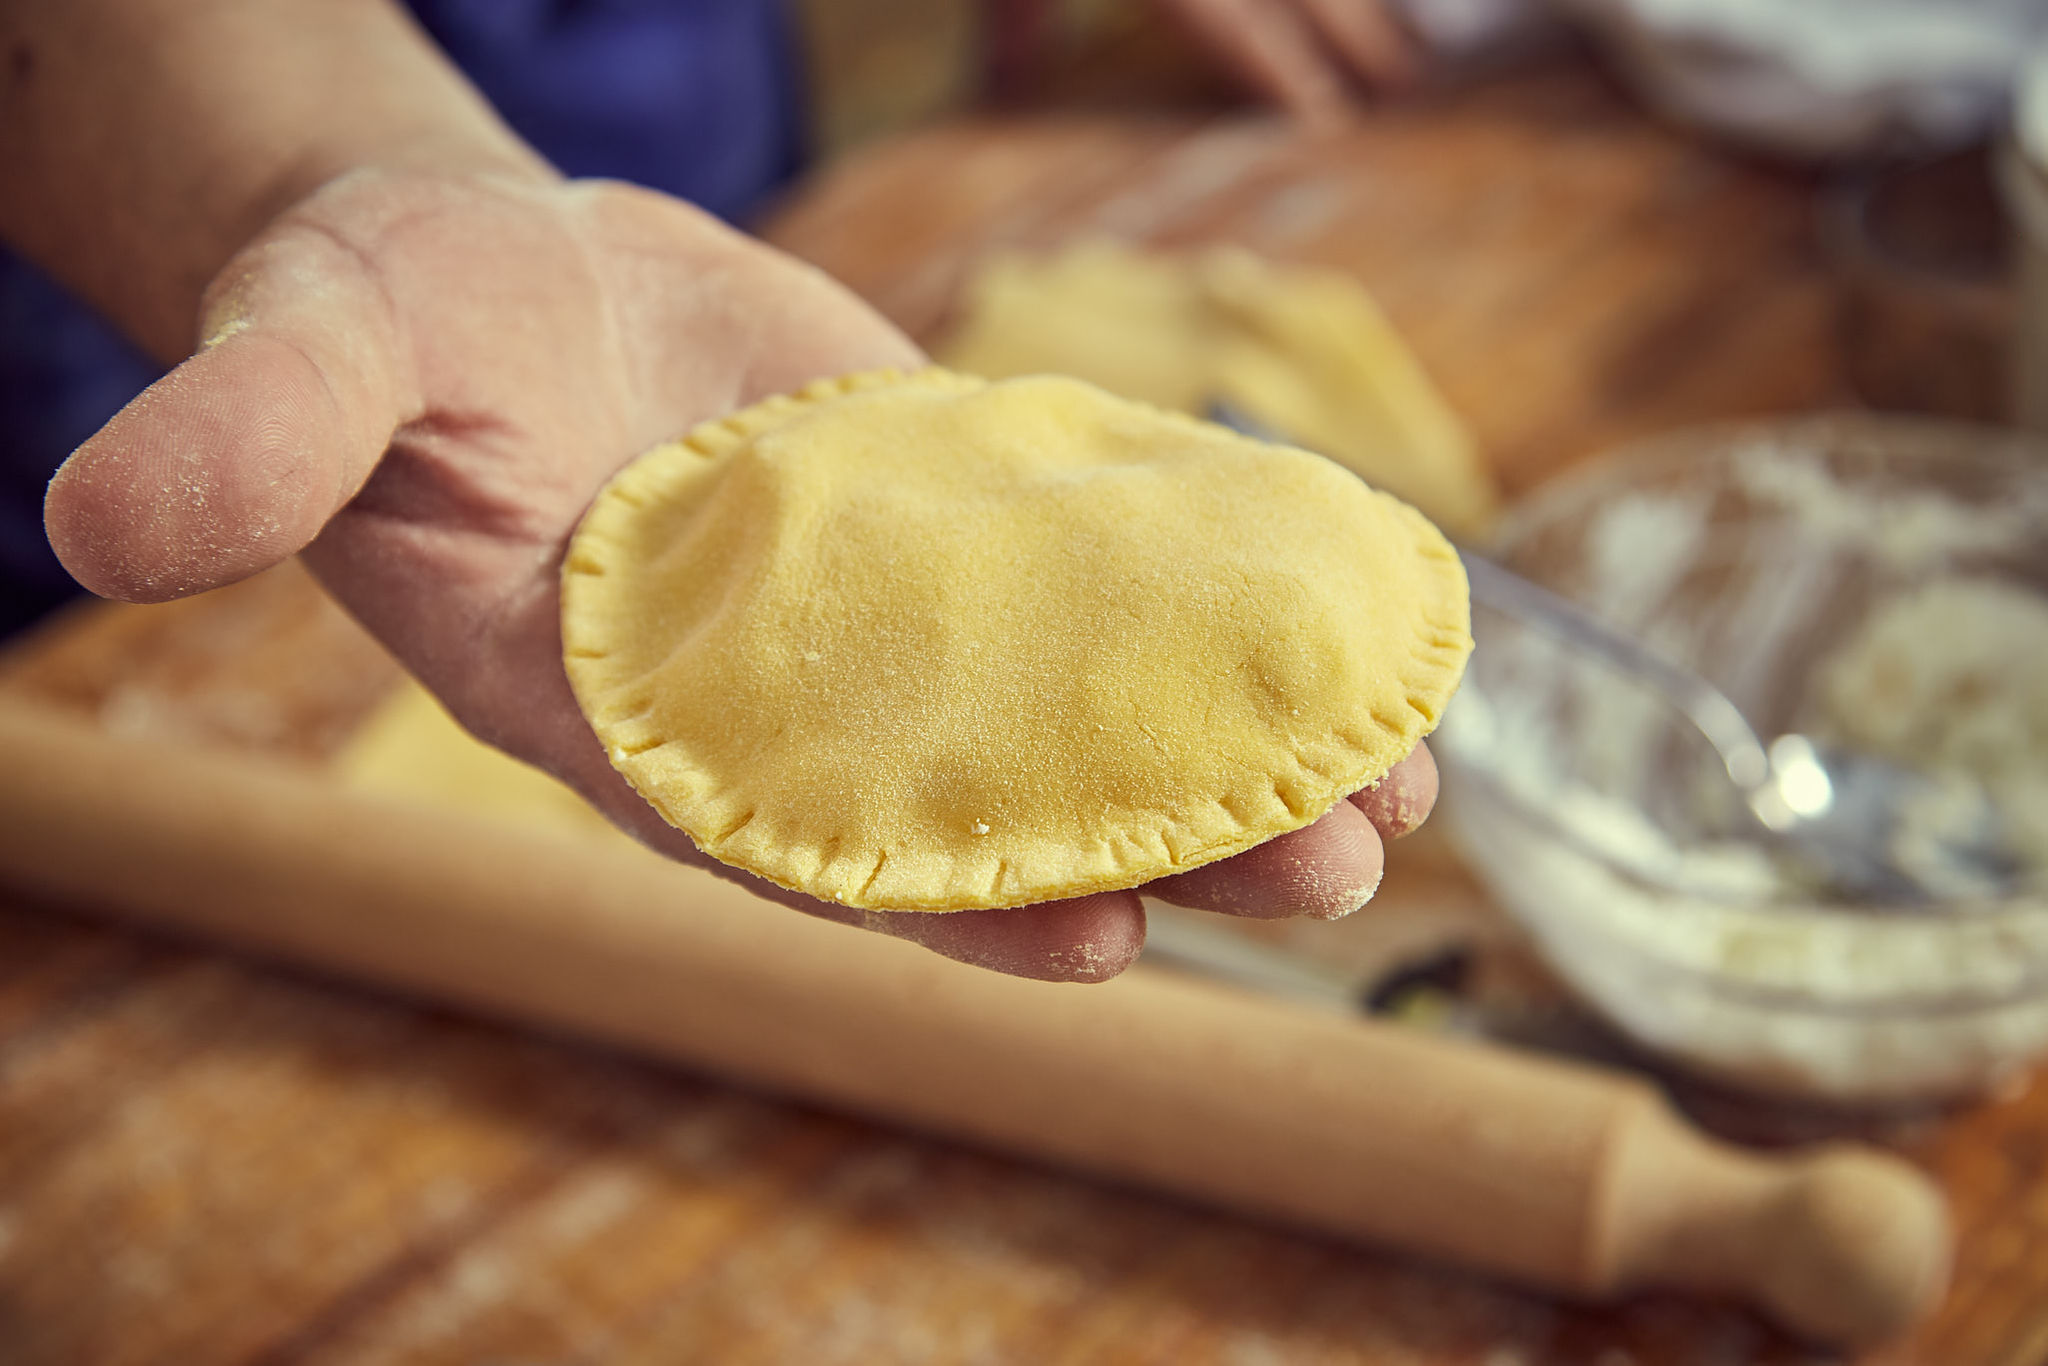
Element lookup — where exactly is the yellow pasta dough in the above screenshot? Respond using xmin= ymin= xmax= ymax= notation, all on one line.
xmin=562 ymin=368 xmax=1470 ymax=912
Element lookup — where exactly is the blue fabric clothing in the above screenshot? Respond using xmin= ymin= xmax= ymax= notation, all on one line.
xmin=0 ymin=265 xmax=162 ymax=635
xmin=411 ymin=0 xmax=804 ymax=223
xmin=0 ymin=0 xmax=803 ymax=635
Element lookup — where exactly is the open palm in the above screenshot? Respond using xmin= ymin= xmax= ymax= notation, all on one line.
xmin=45 ymin=170 xmax=1433 ymax=982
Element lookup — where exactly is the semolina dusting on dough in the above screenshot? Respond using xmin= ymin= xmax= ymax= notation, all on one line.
xmin=562 ymin=368 xmax=1471 ymax=912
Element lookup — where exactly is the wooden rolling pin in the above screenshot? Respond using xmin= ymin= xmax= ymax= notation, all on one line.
xmin=0 ymin=702 xmax=1949 ymax=1345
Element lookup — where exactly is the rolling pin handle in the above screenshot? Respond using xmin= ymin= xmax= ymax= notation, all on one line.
xmin=1598 ymin=1099 xmax=1952 ymax=1346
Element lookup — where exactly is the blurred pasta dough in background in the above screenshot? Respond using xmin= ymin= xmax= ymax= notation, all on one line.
xmin=937 ymin=242 xmax=1499 ymax=538
xmin=341 ymin=679 xmax=622 ymax=839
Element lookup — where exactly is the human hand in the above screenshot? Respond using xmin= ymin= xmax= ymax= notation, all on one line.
xmin=1152 ymin=0 xmax=1419 ymax=120
xmin=44 ymin=169 xmax=1436 ymax=982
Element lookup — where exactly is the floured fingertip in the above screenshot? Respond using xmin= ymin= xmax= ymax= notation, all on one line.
xmin=1309 ymin=860 xmax=1384 ymax=921
xmin=883 ymin=892 xmax=1147 ymax=982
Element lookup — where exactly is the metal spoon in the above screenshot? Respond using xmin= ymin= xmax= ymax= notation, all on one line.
xmin=1205 ymin=399 xmax=2016 ymax=903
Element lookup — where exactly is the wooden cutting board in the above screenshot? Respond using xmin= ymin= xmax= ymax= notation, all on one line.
xmin=1 ymin=55 xmax=2044 ymax=1366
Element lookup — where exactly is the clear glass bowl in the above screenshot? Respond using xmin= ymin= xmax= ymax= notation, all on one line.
xmin=1434 ymin=414 xmax=2048 ymax=1105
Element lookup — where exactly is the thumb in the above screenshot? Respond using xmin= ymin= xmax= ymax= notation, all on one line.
xmin=44 ymin=227 xmax=417 ymax=603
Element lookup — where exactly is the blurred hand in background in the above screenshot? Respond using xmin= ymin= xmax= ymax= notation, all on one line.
xmin=1148 ymin=0 xmax=1419 ymax=120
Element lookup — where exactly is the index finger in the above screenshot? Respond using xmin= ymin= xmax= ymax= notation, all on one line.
xmin=1294 ymin=0 xmax=1419 ymax=88
xmin=1160 ymin=0 xmax=1353 ymax=121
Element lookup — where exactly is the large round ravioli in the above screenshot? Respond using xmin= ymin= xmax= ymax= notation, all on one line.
xmin=562 ymin=369 xmax=1471 ymax=912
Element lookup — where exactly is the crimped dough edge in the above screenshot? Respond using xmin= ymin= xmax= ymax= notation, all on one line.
xmin=563 ymin=367 xmax=1471 ymax=911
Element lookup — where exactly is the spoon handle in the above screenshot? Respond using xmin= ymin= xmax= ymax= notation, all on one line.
xmin=1455 ymin=549 xmax=1772 ymax=790
xmin=1201 ymin=397 xmax=1773 ymax=790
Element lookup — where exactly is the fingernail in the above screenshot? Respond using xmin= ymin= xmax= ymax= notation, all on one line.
xmin=201 ymin=317 xmax=250 ymax=349
xmin=198 ymin=279 xmax=254 ymax=349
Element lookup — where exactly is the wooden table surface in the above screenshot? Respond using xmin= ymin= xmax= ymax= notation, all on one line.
xmin=4 ymin=57 xmax=2047 ymax=1366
